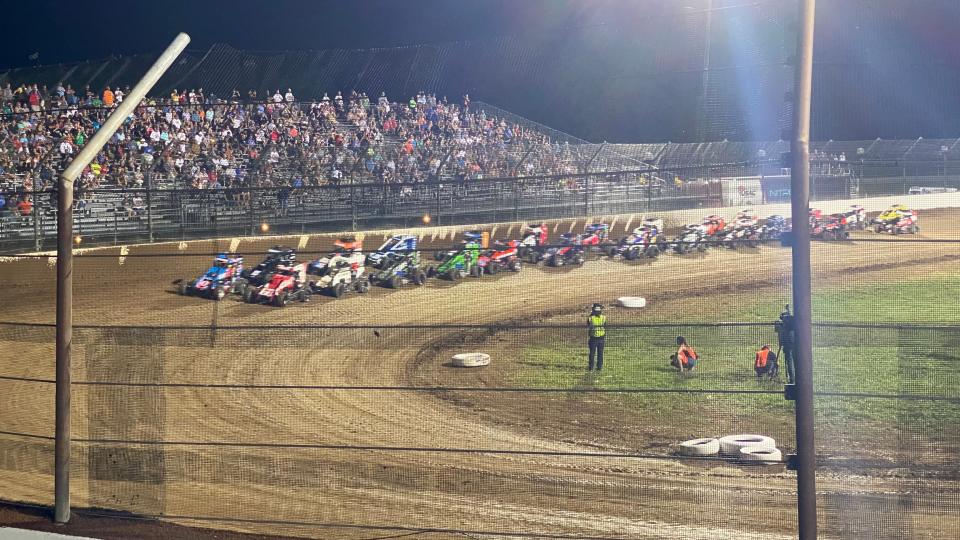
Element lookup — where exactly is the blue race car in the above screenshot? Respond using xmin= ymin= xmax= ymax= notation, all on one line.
xmin=367 ymin=234 xmax=418 ymax=269
xmin=178 ymin=253 xmax=244 ymax=300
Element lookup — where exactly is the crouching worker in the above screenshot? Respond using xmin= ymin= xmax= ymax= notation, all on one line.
xmin=754 ymin=345 xmax=778 ymax=380
xmin=669 ymin=336 xmax=698 ymax=373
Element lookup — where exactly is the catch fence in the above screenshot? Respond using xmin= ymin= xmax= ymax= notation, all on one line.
xmin=0 ymin=308 xmax=957 ymax=538
xmin=2 ymin=162 xmax=943 ymax=254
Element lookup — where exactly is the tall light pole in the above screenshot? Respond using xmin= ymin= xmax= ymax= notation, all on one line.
xmin=789 ymin=1 xmax=818 ymax=538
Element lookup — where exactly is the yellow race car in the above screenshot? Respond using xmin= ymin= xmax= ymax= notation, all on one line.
xmin=872 ymin=204 xmax=919 ymax=234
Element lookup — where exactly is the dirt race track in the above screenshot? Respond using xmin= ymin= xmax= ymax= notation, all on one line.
xmin=2 ymin=210 xmax=960 ymax=539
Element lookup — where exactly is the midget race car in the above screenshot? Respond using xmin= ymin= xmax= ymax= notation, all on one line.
xmin=608 ymin=225 xmax=661 ymax=260
xmin=234 ymin=246 xmax=296 ymax=295
xmin=308 ymin=236 xmax=363 ymax=276
xmin=721 ymin=216 xmax=762 ymax=249
xmin=544 ymin=233 xmax=586 ymax=266
xmin=672 ymin=223 xmax=710 ymax=254
xmin=178 ymin=253 xmax=244 ymax=300
xmin=310 ymin=250 xmax=369 ymax=297
xmin=244 ymin=262 xmax=311 ymax=306
xmin=477 ymin=240 xmax=523 ymax=274
xmin=518 ymin=224 xmax=549 ymax=262
xmin=368 ymin=235 xmax=426 ymax=288
xmin=811 ymin=213 xmax=850 ymax=240
xmin=872 ymin=204 xmax=919 ymax=234
xmin=428 ymin=240 xmax=482 ymax=280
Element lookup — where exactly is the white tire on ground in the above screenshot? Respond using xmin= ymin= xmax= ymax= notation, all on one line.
xmin=618 ymin=296 xmax=647 ymax=308
xmin=718 ymin=434 xmax=776 ymax=456
xmin=678 ymin=437 xmax=720 ymax=456
xmin=451 ymin=353 xmax=491 ymax=367
xmin=739 ymin=446 xmax=783 ymax=463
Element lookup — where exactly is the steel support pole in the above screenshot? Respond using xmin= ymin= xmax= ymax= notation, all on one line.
xmin=54 ymin=32 xmax=190 ymax=524
xmin=145 ymin=168 xmax=155 ymax=243
xmin=790 ymin=1 xmax=817 ymax=538
xmin=33 ymin=185 xmax=41 ymax=251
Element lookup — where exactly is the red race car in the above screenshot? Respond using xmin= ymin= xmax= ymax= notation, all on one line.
xmin=477 ymin=240 xmax=522 ymax=274
xmin=811 ymin=213 xmax=850 ymax=240
xmin=701 ymin=215 xmax=727 ymax=236
xmin=244 ymin=263 xmax=312 ymax=306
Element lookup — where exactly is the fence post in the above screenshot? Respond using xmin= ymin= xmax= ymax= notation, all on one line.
xmin=248 ymin=188 xmax=256 ymax=236
xmin=583 ymin=175 xmax=591 ymax=215
xmin=33 ymin=184 xmax=41 ymax=252
xmin=351 ymin=184 xmax=357 ymax=231
xmin=145 ymin=168 xmax=154 ymax=243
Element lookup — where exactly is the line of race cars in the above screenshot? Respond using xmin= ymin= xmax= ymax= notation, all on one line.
xmin=175 ymin=203 xmax=919 ymax=306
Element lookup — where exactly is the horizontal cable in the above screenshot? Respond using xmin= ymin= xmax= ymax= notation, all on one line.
xmin=72 ymin=508 xmax=636 ymax=540
xmin=71 ymin=438 xmax=750 ymax=464
xmin=2 ymin=375 xmax=956 ymax=402
xmin=10 ymin=320 xmax=960 ymax=331
xmin=0 ymin=321 xmax=776 ymax=329
xmin=0 ymin=429 xmax=54 ymax=441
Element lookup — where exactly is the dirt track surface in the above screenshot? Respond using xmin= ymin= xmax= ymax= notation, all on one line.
xmin=2 ymin=210 xmax=960 ymax=539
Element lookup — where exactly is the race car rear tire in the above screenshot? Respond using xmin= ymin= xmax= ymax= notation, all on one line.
xmin=910 ymin=225 xmax=919 ymax=234
xmin=509 ymin=260 xmax=521 ymax=272
xmin=446 ymin=269 xmax=459 ymax=281
xmin=606 ymin=246 xmax=618 ymax=257
xmin=275 ymin=291 xmax=288 ymax=307
xmin=624 ymin=249 xmax=638 ymax=261
xmin=469 ymin=265 xmax=481 ymax=278
xmin=356 ymin=280 xmax=370 ymax=293
xmin=487 ymin=262 xmax=499 ymax=275
xmin=648 ymin=246 xmax=660 ymax=258
xmin=526 ymin=252 xmax=540 ymax=264
xmin=243 ymin=287 xmax=256 ymax=303
xmin=875 ymin=225 xmax=883 ymax=233
xmin=413 ymin=271 xmax=426 ymax=285
xmin=426 ymin=266 xmax=436 ymax=278
xmin=552 ymin=256 xmax=563 ymax=267
xmin=389 ymin=275 xmax=402 ymax=289
xmin=574 ymin=256 xmax=585 ymax=266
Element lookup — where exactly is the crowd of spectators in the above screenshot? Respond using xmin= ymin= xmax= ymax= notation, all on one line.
xmin=0 ymin=82 xmax=587 ymax=217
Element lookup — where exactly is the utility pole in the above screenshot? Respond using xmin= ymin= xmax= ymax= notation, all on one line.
xmin=789 ymin=1 xmax=818 ymax=538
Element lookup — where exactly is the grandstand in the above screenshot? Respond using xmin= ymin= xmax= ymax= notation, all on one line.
xmin=2 ymin=79 xmax=959 ymax=251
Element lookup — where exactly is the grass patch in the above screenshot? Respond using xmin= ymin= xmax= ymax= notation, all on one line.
xmin=514 ymin=274 xmax=960 ymax=449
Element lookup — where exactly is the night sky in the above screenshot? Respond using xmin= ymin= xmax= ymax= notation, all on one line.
xmin=0 ymin=0 xmax=648 ymax=69
xmin=2 ymin=0 xmax=959 ymax=142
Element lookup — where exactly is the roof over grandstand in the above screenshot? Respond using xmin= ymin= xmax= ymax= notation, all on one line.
xmin=2 ymin=0 xmax=960 ymax=143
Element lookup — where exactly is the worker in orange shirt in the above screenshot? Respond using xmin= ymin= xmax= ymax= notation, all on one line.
xmin=754 ymin=345 xmax=778 ymax=380
xmin=670 ymin=336 xmax=698 ymax=373
xmin=102 ymin=86 xmax=115 ymax=107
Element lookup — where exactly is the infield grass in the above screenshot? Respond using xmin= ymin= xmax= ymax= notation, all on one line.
xmin=515 ymin=273 xmax=960 ymax=453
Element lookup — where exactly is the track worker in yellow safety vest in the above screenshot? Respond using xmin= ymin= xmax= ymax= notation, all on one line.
xmin=587 ymin=303 xmax=606 ymax=371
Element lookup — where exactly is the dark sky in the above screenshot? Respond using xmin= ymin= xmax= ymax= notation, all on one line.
xmin=0 ymin=0 xmax=650 ymax=69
